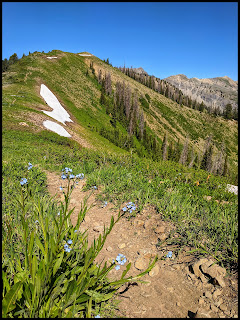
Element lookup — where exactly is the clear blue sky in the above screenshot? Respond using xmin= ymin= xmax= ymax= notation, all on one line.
xmin=2 ymin=2 xmax=238 ymax=80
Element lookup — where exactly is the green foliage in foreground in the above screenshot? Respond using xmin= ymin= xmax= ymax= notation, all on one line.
xmin=2 ymin=171 xmax=157 ymax=318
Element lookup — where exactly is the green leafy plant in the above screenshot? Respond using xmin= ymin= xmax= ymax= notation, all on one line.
xmin=2 ymin=166 xmax=157 ymax=318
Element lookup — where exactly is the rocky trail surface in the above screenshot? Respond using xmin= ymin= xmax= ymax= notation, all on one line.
xmin=46 ymin=171 xmax=238 ymax=318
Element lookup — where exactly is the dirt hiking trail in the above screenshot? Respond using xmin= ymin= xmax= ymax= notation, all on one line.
xmin=46 ymin=171 xmax=238 ymax=318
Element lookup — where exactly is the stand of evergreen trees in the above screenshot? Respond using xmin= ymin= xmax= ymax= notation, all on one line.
xmin=116 ymin=66 xmax=238 ymax=121
xmin=89 ymin=63 xmax=231 ymax=178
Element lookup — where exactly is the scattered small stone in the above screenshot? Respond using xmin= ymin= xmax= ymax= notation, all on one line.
xmin=199 ymin=273 xmax=209 ymax=283
xmin=118 ymin=243 xmax=126 ymax=249
xmin=210 ymin=304 xmax=219 ymax=313
xmin=93 ymin=225 xmax=104 ymax=233
xmin=212 ymin=288 xmax=222 ymax=300
xmin=155 ymin=226 xmax=165 ymax=234
xmin=149 ymin=264 xmax=159 ymax=277
xmin=158 ymin=233 xmax=167 ymax=241
xmin=106 ymin=246 xmax=113 ymax=252
xmin=214 ymin=297 xmax=223 ymax=307
xmin=192 ymin=258 xmax=209 ymax=278
xmin=167 ymin=287 xmax=174 ymax=293
xmin=198 ymin=298 xmax=205 ymax=305
xmin=134 ymin=219 xmax=145 ymax=227
xmin=19 ymin=122 xmax=29 ymax=126
xmin=195 ymin=310 xmax=211 ymax=318
xmin=219 ymin=303 xmax=227 ymax=312
xmin=176 ymin=301 xmax=181 ymax=307
xmin=134 ymin=257 xmax=148 ymax=270
xmin=205 ymin=291 xmax=212 ymax=299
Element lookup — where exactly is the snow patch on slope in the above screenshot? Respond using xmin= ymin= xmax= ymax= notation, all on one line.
xmin=40 ymin=84 xmax=73 ymax=125
xmin=47 ymin=57 xmax=58 ymax=59
xmin=43 ymin=120 xmax=71 ymax=137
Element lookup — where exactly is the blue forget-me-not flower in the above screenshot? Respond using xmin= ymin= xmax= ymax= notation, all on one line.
xmin=20 ymin=178 xmax=28 ymax=186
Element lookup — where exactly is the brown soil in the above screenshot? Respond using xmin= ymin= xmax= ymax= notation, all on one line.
xmin=46 ymin=171 xmax=238 ymax=318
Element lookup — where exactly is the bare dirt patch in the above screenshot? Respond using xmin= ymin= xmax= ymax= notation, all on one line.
xmin=46 ymin=170 xmax=238 ymax=318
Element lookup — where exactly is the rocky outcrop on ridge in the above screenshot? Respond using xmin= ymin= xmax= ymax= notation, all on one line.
xmin=164 ymin=74 xmax=238 ymax=112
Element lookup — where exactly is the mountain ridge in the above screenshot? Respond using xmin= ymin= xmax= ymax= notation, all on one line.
xmin=164 ymin=73 xmax=238 ymax=112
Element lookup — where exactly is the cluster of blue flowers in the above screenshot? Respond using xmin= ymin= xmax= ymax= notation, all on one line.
xmin=20 ymin=162 xmax=34 ymax=186
xmin=28 ymin=162 xmax=33 ymax=170
xmin=60 ymin=168 xmax=85 ymax=191
xmin=61 ymin=167 xmax=84 ymax=180
xmin=122 ymin=202 xmax=136 ymax=214
xmin=113 ymin=253 xmax=127 ymax=270
xmin=166 ymin=251 xmax=173 ymax=258
xmin=20 ymin=178 xmax=28 ymax=186
xmin=102 ymin=201 xmax=108 ymax=208
xmin=64 ymin=239 xmax=73 ymax=253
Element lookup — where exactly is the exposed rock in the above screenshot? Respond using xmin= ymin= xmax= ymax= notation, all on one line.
xmin=192 ymin=258 xmax=209 ymax=278
xmin=134 ymin=219 xmax=145 ymax=228
xmin=204 ymin=291 xmax=212 ymax=300
xmin=149 ymin=264 xmax=159 ymax=277
xmin=155 ymin=226 xmax=165 ymax=234
xmin=93 ymin=225 xmax=104 ymax=233
xmin=164 ymin=74 xmax=238 ymax=113
xmin=201 ymin=262 xmax=226 ymax=287
xmin=106 ymin=246 xmax=113 ymax=252
xmin=219 ymin=303 xmax=228 ymax=312
xmin=210 ymin=304 xmax=219 ymax=313
xmin=132 ymin=67 xmax=148 ymax=75
xmin=214 ymin=297 xmax=223 ymax=307
xmin=134 ymin=257 xmax=148 ymax=270
xmin=118 ymin=243 xmax=126 ymax=249
xmin=158 ymin=233 xmax=167 ymax=241
xmin=195 ymin=309 xmax=212 ymax=318
xmin=212 ymin=288 xmax=222 ymax=300
xmin=19 ymin=122 xmax=29 ymax=126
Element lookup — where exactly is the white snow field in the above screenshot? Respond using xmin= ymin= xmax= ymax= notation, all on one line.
xmin=40 ymin=84 xmax=73 ymax=125
xmin=47 ymin=57 xmax=58 ymax=59
xmin=43 ymin=120 xmax=71 ymax=137
xmin=79 ymin=54 xmax=92 ymax=56
xmin=226 ymin=184 xmax=238 ymax=195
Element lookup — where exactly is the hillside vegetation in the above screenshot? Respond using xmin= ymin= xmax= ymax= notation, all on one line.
xmin=2 ymin=50 xmax=238 ymax=317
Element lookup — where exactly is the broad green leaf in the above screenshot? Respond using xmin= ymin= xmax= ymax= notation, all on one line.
xmin=2 ymin=281 xmax=23 ymax=317
xmin=31 ymin=254 xmax=38 ymax=280
xmin=53 ymin=251 xmax=64 ymax=276
xmin=121 ymin=262 xmax=131 ymax=279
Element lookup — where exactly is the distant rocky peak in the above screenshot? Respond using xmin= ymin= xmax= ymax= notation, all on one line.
xmin=132 ymin=67 xmax=148 ymax=75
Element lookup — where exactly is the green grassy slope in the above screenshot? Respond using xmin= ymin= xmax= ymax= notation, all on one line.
xmin=2 ymin=49 xmax=238 ymax=273
xmin=2 ymin=49 xmax=238 ymax=179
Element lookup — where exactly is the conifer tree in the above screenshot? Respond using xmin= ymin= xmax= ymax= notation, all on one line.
xmin=179 ymin=137 xmax=189 ymax=166
xmin=200 ymin=144 xmax=213 ymax=172
xmin=139 ymin=109 xmax=145 ymax=140
xmin=167 ymin=141 xmax=174 ymax=161
xmin=161 ymin=134 xmax=168 ymax=161
xmin=98 ymin=69 xmax=102 ymax=84
xmin=2 ymin=58 xmax=9 ymax=72
xmin=9 ymin=53 xmax=19 ymax=65
xmin=222 ymin=154 xmax=228 ymax=177
xmin=224 ymin=104 xmax=233 ymax=120
xmin=188 ymin=146 xmax=196 ymax=168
